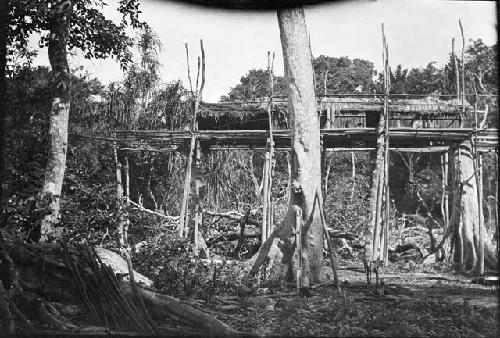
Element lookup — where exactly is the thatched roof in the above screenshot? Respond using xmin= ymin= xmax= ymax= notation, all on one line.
xmin=201 ymin=96 xmax=468 ymax=117
xmin=319 ymin=97 xmax=468 ymax=114
xmin=198 ymin=99 xmax=289 ymax=129
xmin=197 ymin=96 xmax=468 ymax=130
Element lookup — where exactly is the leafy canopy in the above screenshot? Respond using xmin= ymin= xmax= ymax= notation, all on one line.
xmin=8 ymin=0 xmax=147 ymax=69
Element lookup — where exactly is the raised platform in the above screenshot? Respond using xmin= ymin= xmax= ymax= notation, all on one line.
xmin=116 ymin=128 xmax=497 ymax=152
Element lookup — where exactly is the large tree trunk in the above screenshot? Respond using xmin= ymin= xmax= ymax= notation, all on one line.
xmin=40 ymin=1 xmax=73 ymax=241
xmin=247 ymin=7 xmax=323 ymax=285
xmin=450 ymin=141 xmax=497 ymax=271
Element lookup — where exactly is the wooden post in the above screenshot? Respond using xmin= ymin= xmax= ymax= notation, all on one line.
xmin=113 ymin=143 xmax=126 ymax=248
xmin=270 ymin=197 xmax=275 ymax=234
xmin=330 ymin=106 xmax=335 ymax=128
xmin=452 ymin=38 xmax=460 ymax=99
xmin=267 ymin=141 xmax=274 ymax=239
xmin=261 ymin=139 xmax=270 ymax=242
xmin=320 ymin=135 xmax=327 ymax=203
xmin=316 ymin=188 xmax=340 ymax=291
xmin=495 ymin=152 xmax=499 ymax=254
xmin=124 ymin=156 xmax=130 ymax=204
xmin=459 ymin=20 xmax=465 ymax=120
xmin=179 ymin=134 xmax=195 ymax=238
xmin=351 ymin=152 xmax=356 ymax=179
xmin=192 ymin=140 xmax=201 ymax=255
xmin=441 ymin=152 xmax=450 ymax=259
xmin=323 ymin=69 xmax=329 ymax=96
xmin=113 ymin=143 xmax=123 ymax=201
xmin=478 ymin=152 xmax=484 ymax=274
xmin=294 ymin=205 xmax=303 ymax=290
xmin=266 ymin=52 xmax=275 ymax=241
xmin=383 ymin=180 xmax=390 ymax=266
xmin=180 ymin=39 xmax=205 ymax=240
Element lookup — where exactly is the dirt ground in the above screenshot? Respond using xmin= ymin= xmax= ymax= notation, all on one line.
xmin=197 ymin=261 xmax=499 ymax=337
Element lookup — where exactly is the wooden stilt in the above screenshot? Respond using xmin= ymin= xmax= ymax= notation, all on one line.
xmin=192 ymin=140 xmax=201 ymax=255
xmin=179 ymin=134 xmax=195 ymax=238
xmin=316 ymin=188 xmax=340 ymax=291
xmin=495 ymin=152 xmax=499 ymax=254
xmin=267 ymin=140 xmax=274 ymax=239
xmin=294 ymin=206 xmax=303 ymax=290
xmin=124 ymin=156 xmax=130 ymax=204
xmin=262 ymin=139 xmax=270 ymax=243
xmin=440 ymin=153 xmax=450 ymax=260
xmin=113 ymin=143 xmax=125 ymax=247
xmin=270 ymin=197 xmax=275 ymax=234
xmin=383 ymin=178 xmax=390 ymax=266
xmin=471 ymin=133 xmax=484 ymax=274
xmin=478 ymin=152 xmax=484 ymax=273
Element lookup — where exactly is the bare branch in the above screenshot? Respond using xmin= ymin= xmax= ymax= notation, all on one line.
xmin=184 ymin=43 xmax=194 ymax=96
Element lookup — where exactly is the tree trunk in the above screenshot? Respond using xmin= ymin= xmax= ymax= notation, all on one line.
xmin=247 ymin=7 xmax=323 ymax=285
xmin=39 ymin=1 xmax=73 ymax=241
xmin=450 ymin=141 xmax=497 ymax=271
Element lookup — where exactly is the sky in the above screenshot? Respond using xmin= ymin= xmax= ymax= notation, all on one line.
xmin=33 ymin=0 xmax=497 ymax=102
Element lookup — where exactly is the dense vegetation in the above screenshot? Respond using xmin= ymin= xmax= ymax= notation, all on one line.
xmin=0 ymin=3 xmax=497 ymax=335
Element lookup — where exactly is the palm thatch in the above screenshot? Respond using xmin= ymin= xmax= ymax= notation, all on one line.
xmin=319 ymin=97 xmax=469 ymax=115
xmin=198 ymin=96 xmax=468 ymax=130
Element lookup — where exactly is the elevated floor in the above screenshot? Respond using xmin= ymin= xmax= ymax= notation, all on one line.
xmin=116 ymin=128 xmax=498 ymax=152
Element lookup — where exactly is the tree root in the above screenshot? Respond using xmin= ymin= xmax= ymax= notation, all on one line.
xmin=0 ymin=238 xmax=253 ymax=337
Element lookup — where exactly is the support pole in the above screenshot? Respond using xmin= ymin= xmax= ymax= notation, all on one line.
xmin=478 ymin=152 xmax=484 ymax=273
xmin=459 ymin=20 xmax=466 ymax=125
xmin=261 ymin=139 xmax=270 ymax=243
xmin=294 ymin=205 xmax=303 ymax=290
xmin=382 ymin=38 xmax=390 ymax=265
xmin=113 ymin=142 xmax=125 ymax=249
xmin=452 ymin=38 xmax=460 ymax=99
xmin=124 ymin=156 xmax=130 ymax=204
xmin=441 ymin=152 xmax=450 ymax=259
xmin=180 ymin=39 xmax=205 ymax=241
xmin=316 ymin=188 xmax=340 ymax=291
xmin=192 ymin=140 xmax=201 ymax=255
xmin=266 ymin=51 xmax=275 ymax=241
xmin=471 ymin=133 xmax=484 ymax=274
xmin=179 ymin=134 xmax=195 ymax=238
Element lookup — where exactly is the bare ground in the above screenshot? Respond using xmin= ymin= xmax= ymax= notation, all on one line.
xmin=198 ymin=261 xmax=499 ymax=337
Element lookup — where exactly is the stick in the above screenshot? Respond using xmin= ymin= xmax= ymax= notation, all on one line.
xmin=129 ymin=200 xmax=179 ymax=221
xmin=459 ymin=19 xmax=465 ymax=114
xmin=185 ymin=43 xmax=194 ymax=95
xmin=198 ymin=39 xmax=206 ymax=101
xmin=315 ymin=188 xmax=341 ymax=292
xmin=294 ymin=206 xmax=303 ymax=290
xmin=179 ymin=134 xmax=196 ymax=237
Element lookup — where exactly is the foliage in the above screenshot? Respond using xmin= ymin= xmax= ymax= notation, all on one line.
xmin=325 ymin=152 xmax=371 ymax=239
xmin=132 ymin=233 xmax=245 ymax=300
xmin=224 ymin=56 xmax=377 ymax=101
xmin=223 ymin=69 xmax=287 ymax=101
xmin=389 ymin=62 xmax=444 ymax=95
xmin=8 ymin=0 xmax=146 ymax=70
xmin=314 ymin=55 xmax=376 ymax=94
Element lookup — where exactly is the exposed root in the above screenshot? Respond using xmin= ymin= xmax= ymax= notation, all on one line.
xmin=0 ymin=238 xmax=253 ymax=337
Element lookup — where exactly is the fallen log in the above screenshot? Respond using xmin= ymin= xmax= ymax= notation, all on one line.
xmin=326 ymin=229 xmax=358 ymax=241
xmin=129 ymin=200 xmax=179 ymax=222
xmin=207 ymin=229 xmax=261 ymax=245
xmin=204 ymin=210 xmax=262 ymax=227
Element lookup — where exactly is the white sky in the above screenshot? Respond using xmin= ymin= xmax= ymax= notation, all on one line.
xmin=33 ymin=0 xmax=497 ymax=101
